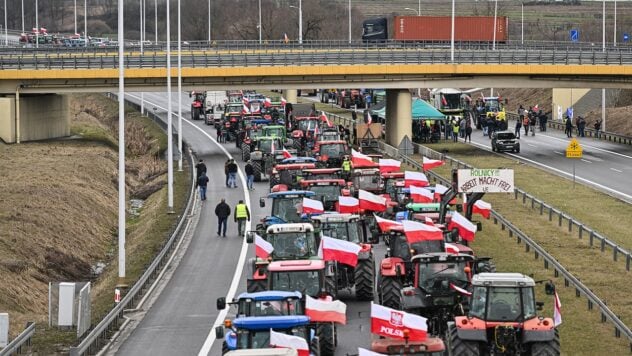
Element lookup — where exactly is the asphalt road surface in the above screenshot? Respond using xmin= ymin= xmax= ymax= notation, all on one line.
xmin=115 ymin=92 xmax=379 ymax=355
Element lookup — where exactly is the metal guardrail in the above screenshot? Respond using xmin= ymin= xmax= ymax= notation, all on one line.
xmin=547 ymin=120 xmax=632 ymax=145
xmin=410 ymin=140 xmax=632 ymax=271
xmin=69 ymin=102 xmax=196 ymax=356
xmin=0 ymin=322 xmax=35 ymax=356
xmin=377 ymin=140 xmax=632 ymax=350
xmin=3 ymin=48 xmax=632 ymax=70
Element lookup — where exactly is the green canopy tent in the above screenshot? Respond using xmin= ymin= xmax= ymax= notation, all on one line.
xmin=369 ymin=99 xmax=445 ymax=120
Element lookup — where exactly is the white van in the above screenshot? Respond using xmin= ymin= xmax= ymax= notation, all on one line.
xmin=225 ymin=348 xmax=298 ymax=356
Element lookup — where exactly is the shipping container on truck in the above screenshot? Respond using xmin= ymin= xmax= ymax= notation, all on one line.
xmin=392 ymin=16 xmax=508 ymax=42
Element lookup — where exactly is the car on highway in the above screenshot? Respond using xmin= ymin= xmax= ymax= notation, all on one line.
xmin=491 ymin=131 xmax=520 ymax=153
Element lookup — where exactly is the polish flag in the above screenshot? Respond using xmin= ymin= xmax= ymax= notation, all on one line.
xmin=320 ymin=112 xmax=333 ymax=127
xmin=338 ymin=196 xmax=360 ymax=213
xmin=282 ymin=148 xmax=293 ymax=159
xmin=441 ymin=96 xmax=448 ymax=106
xmin=352 ymin=149 xmax=378 ymax=167
xmin=359 ymin=189 xmax=386 ymax=212
xmin=472 ymin=200 xmax=492 ymax=219
xmin=424 ymin=216 xmax=435 ymax=226
xmin=255 ymin=234 xmax=274 ymax=259
xmin=318 ymin=235 xmax=361 ymax=267
xmin=281 ymin=97 xmax=287 ymax=107
xmin=264 ymin=97 xmax=272 ymax=108
xmin=374 ymin=214 xmax=401 ymax=232
xmin=450 ymin=283 xmax=472 ymax=297
xmin=358 ymin=348 xmax=386 ymax=356
xmin=404 ymin=171 xmax=428 ymax=188
xmin=433 ymin=183 xmax=449 ymax=201
xmin=379 ymin=159 xmax=401 ymax=174
xmin=447 ymin=211 xmax=477 ymax=242
xmin=410 ymin=186 xmax=433 ymax=203
xmin=270 ymin=329 xmax=309 ymax=356
xmin=302 ymin=197 xmax=324 ymax=214
xmin=242 ymin=97 xmax=249 ymax=106
xmin=445 ymin=243 xmax=460 ymax=254
xmin=402 ymin=220 xmax=443 ymax=243
xmin=534 ymin=104 xmax=539 ymax=112
xmin=370 ymin=303 xmax=427 ymax=341
xmin=305 ymin=295 xmax=347 ymax=324
xmin=422 ymin=157 xmax=444 ymax=171
xmin=554 ymin=290 xmax=562 ymax=327
xmin=242 ymin=103 xmax=250 ymax=115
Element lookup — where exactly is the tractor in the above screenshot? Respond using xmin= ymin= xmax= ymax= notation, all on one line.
xmin=299 ymin=180 xmax=350 ymax=211
xmin=240 ymin=120 xmax=270 ymax=160
xmin=352 ymin=168 xmax=383 ymax=194
xmin=270 ymin=162 xmax=317 ymax=190
xmin=291 ymin=117 xmax=321 ymax=153
xmin=310 ymin=213 xmax=377 ymax=301
xmin=237 ymin=116 xmax=269 ymax=149
xmin=258 ymin=190 xmax=317 ymax=228
xmin=315 ymin=127 xmax=343 ymax=142
xmin=336 ymin=89 xmax=365 ymax=109
xmin=371 ymin=336 xmax=446 ymax=355
xmin=302 ymin=168 xmax=343 ymax=181
xmin=249 ymin=136 xmax=285 ymax=181
xmin=190 ymin=91 xmax=206 ymax=120
xmin=313 ymin=140 xmax=349 ymax=168
xmin=448 ymin=273 xmax=560 ymax=356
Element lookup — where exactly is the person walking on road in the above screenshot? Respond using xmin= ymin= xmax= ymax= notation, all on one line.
xmin=197 ymin=171 xmax=209 ymax=201
xmin=523 ymin=115 xmax=530 ymax=136
xmin=594 ymin=119 xmax=602 ymax=139
xmin=577 ymin=116 xmax=586 ymax=137
xmin=245 ymin=160 xmax=255 ymax=191
xmin=224 ymin=159 xmax=231 ymax=187
xmin=234 ymin=200 xmax=251 ymax=236
xmin=227 ymin=159 xmax=239 ymax=188
xmin=464 ymin=119 xmax=472 ymax=143
xmin=195 ymin=159 xmax=207 ymax=180
xmin=564 ymin=116 xmax=573 ymax=138
xmin=514 ymin=116 xmax=522 ymax=139
xmin=215 ymin=198 xmax=231 ymax=238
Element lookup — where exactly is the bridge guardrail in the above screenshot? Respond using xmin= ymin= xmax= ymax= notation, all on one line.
xmin=547 ymin=120 xmax=632 ymax=145
xmin=69 ymin=100 xmax=196 ymax=356
xmin=409 ymin=140 xmax=632 ymax=271
xmin=377 ymin=140 xmax=632 ymax=349
xmin=0 ymin=322 xmax=35 ymax=356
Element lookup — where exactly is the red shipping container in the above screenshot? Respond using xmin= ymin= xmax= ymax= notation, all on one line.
xmin=392 ymin=16 xmax=507 ymax=42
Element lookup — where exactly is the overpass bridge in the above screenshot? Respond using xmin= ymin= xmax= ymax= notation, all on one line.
xmin=1 ymin=43 xmax=631 ymax=144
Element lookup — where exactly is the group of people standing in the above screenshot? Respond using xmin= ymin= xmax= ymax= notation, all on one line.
xmin=564 ymin=115 xmax=602 ymax=138
xmin=515 ymin=105 xmax=547 ymax=138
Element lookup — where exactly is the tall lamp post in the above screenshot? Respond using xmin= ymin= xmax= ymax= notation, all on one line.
xmin=35 ymin=0 xmax=38 ymax=48
xmin=154 ymin=0 xmax=158 ymax=43
xmin=4 ymin=0 xmax=7 ymax=46
xmin=602 ymin=0 xmax=606 ymax=131
xmin=117 ymin=0 xmax=126 ymax=284
xmin=177 ymin=0 xmax=183 ymax=172
xmin=450 ymin=0 xmax=455 ymax=62
xmin=166 ymin=0 xmax=174 ymax=213
xmin=21 ymin=0 xmax=24 ymax=33
xmin=84 ymin=0 xmax=87 ymax=47
xmin=289 ymin=2 xmax=303 ymax=44
xmin=140 ymin=0 xmax=145 ymax=116
xmin=492 ymin=0 xmax=498 ymax=50
xmin=258 ymin=0 xmax=262 ymax=44
xmin=74 ymin=0 xmax=77 ymax=34
xmin=348 ymin=0 xmax=351 ymax=44
xmin=613 ymin=0 xmax=617 ymax=47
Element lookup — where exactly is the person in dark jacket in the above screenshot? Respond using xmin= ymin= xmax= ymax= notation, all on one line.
xmin=224 ymin=159 xmax=231 ymax=187
xmin=227 ymin=159 xmax=239 ymax=188
xmin=197 ymin=172 xmax=209 ymax=201
xmin=195 ymin=159 xmax=207 ymax=180
xmin=215 ymin=198 xmax=231 ymax=237
xmin=564 ymin=116 xmax=573 ymax=138
xmin=245 ymin=160 xmax=255 ymax=190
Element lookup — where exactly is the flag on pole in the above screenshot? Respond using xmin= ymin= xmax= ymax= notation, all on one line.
xmin=318 ymin=236 xmax=361 ymax=267
xmin=270 ymin=329 xmax=309 ymax=356
xmin=242 ymin=103 xmax=250 ymax=115
xmin=422 ymin=157 xmax=444 ymax=171
xmin=554 ymin=290 xmax=562 ymax=326
xmin=410 ymin=186 xmax=434 ymax=203
xmin=352 ymin=149 xmax=378 ymax=167
xmin=370 ymin=303 xmax=428 ymax=341
xmin=404 ymin=171 xmax=429 ymax=187
xmin=359 ymin=189 xmax=386 ymax=212
xmin=447 ymin=211 xmax=477 ymax=241
xmin=320 ymin=112 xmax=333 ymax=127
xmin=264 ymin=97 xmax=272 ymax=108
xmin=445 ymin=243 xmax=460 ymax=255
xmin=305 ymin=295 xmax=347 ymax=324
xmin=433 ymin=183 xmax=448 ymax=201
xmin=255 ymin=234 xmax=274 ymax=259
xmin=302 ymin=197 xmax=324 ymax=214
xmin=402 ymin=220 xmax=444 ymax=243
xmin=379 ymin=159 xmax=401 ymax=174
xmin=338 ymin=196 xmax=360 ymax=213
xmin=281 ymin=97 xmax=287 ymax=106
xmin=472 ymin=200 xmax=492 ymax=219
xmin=282 ymin=148 xmax=293 ymax=159
xmin=374 ymin=214 xmax=402 ymax=232
xmin=450 ymin=283 xmax=472 ymax=297
xmin=441 ymin=96 xmax=448 ymax=106
xmin=283 ymin=33 xmax=289 ymax=44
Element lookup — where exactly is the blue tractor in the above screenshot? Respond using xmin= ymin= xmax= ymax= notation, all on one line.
xmin=257 ymin=191 xmax=316 ymax=231
xmin=215 ymin=291 xmax=320 ymax=355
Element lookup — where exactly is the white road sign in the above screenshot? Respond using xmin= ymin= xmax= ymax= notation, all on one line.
xmin=458 ymin=169 xmax=515 ymax=193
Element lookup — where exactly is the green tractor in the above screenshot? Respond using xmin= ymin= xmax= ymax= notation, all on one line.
xmin=249 ymin=136 xmax=284 ymax=182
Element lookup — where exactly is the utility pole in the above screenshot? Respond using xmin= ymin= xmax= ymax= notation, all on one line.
xmin=602 ymin=0 xmax=606 ymax=131
xmin=166 ymin=0 xmax=174 ymax=213
xmin=21 ymin=0 xmax=24 ymax=33
xmin=492 ymin=0 xmax=497 ymax=50
xmin=299 ymin=0 xmax=302 ymax=44
xmin=74 ymin=0 xmax=77 ymax=34
xmin=84 ymin=0 xmax=87 ymax=46
xmin=258 ymin=0 xmax=262 ymax=44
xmin=117 ymin=0 xmax=126 ymax=284
xmin=35 ymin=0 xmax=38 ymax=48
xmin=348 ymin=0 xmax=351 ymax=44
xmin=155 ymin=0 xmax=158 ymax=43
xmin=178 ymin=0 xmax=183 ymax=172
xmin=450 ymin=0 xmax=455 ymax=62
xmin=521 ymin=2 xmax=524 ymax=45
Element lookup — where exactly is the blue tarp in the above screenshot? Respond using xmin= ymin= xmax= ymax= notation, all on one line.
xmin=370 ymin=99 xmax=446 ymax=120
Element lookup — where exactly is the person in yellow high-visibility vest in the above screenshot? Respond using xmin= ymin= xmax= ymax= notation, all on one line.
xmin=341 ymin=155 xmax=352 ymax=180
xmin=234 ymin=200 xmax=251 ymax=236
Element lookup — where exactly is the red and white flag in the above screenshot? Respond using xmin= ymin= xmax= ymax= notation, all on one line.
xmin=534 ymin=104 xmax=539 ymax=112
xmin=320 ymin=112 xmax=333 ymax=127
xmin=374 ymin=214 xmax=402 ymax=232
xmin=441 ymin=96 xmax=448 ymax=106
xmin=450 ymin=283 xmax=472 ymax=297
xmin=402 ymin=220 xmax=443 ymax=243
xmin=305 ymin=295 xmax=347 ymax=324
xmin=404 ymin=171 xmax=429 ymax=188
xmin=302 ymin=197 xmax=324 ymax=214
xmin=422 ymin=157 xmax=444 ymax=171
xmin=281 ymin=97 xmax=287 ymax=106
xmin=379 ymin=159 xmax=401 ymax=174
xmin=410 ymin=186 xmax=433 ymax=203
xmin=358 ymin=348 xmax=386 ymax=356
xmin=270 ymin=329 xmax=309 ymax=356
xmin=242 ymin=97 xmax=250 ymax=106
xmin=264 ymin=97 xmax=272 ymax=108
xmin=359 ymin=189 xmax=386 ymax=212
xmin=318 ymin=235 xmax=361 ymax=267
xmin=424 ymin=216 xmax=435 ymax=226
xmin=445 ymin=243 xmax=460 ymax=254
xmin=281 ymin=148 xmax=293 ymax=159
xmin=255 ymin=234 xmax=274 ymax=259
xmin=553 ymin=290 xmax=562 ymax=327
xmin=472 ymin=200 xmax=492 ymax=219
xmin=433 ymin=183 xmax=449 ymax=201
xmin=338 ymin=196 xmax=360 ymax=213
xmin=370 ymin=303 xmax=427 ymax=341
xmin=242 ymin=103 xmax=250 ymax=115
xmin=352 ymin=149 xmax=378 ymax=167
xmin=447 ymin=211 xmax=477 ymax=242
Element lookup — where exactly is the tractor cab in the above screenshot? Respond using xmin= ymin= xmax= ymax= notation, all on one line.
xmin=263 ymin=125 xmax=287 ymax=140
xmin=250 ymin=223 xmax=320 ymax=261
xmin=270 ymin=163 xmax=317 ymax=190
xmin=313 ymin=140 xmax=349 ymax=168
xmin=311 ymin=213 xmax=375 ymax=245
xmin=190 ymin=91 xmax=207 ymax=120
xmin=259 ymin=191 xmax=316 ymax=226
xmin=250 ymin=137 xmax=284 ymax=181
xmin=302 ymin=168 xmax=343 ymax=180
xmin=292 ymin=117 xmax=321 ymax=140
xmin=450 ymin=273 xmax=558 ymax=356
xmin=267 ymin=260 xmax=335 ymax=298
xmin=352 ymin=168 xmax=383 ymax=193
xmin=216 ymin=291 xmax=304 ymax=317
xmin=299 ymin=179 xmax=350 ymax=211
xmin=227 ymin=91 xmax=243 ymax=103
xmin=316 ymin=128 xmax=343 ymax=142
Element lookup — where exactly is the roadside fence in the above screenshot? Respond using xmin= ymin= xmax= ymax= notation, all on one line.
xmin=0 ymin=322 xmax=35 ymax=356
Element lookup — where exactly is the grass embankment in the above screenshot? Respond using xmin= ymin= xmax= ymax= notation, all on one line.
xmin=407 ymin=142 xmax=632 ymax=354
xmin=0 ymin=93 xmax=190 ymax=354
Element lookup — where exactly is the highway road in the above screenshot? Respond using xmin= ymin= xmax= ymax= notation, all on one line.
xmin=112 ymin=91 xmax=377 ymax=355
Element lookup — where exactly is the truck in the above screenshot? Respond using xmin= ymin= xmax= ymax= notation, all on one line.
xmin=362 ymin=16 xmax=508 ymax=43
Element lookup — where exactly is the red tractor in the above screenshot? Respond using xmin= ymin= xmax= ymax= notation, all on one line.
xmin=313 ymin=140 xmax=350 ymax=168
xmin=291 ymin=116 xmax=321 ymax=153
xmin=371 ymin=335 xmax=446 ymax=355
xmin=302 ymin=168 xmax=343 ymax=180
xmin=269 ymin=162 xmax=317 ymax=190
xmin=336 ymin=89 xmax=365 ymax=109
xmin=190 ymin=91 xmax=207 ymax=120
xmin=299 ymin=179 xmax=351 ymax=211
xmin=448 ymin=273 xmax=560 ymax=356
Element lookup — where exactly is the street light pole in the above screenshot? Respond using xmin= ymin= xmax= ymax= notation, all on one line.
xmin=450 ymin=0 xmax=455 ymax=62
xmin=117 ymin=0 xmax=126 ymax=283
xmin=166 ymin=0 xmax=174 ymax=212
xmin=21 ymin=0 xmax=24 ymax=33
xmin=521 ymin=2 xmax=524 ymax=45
xmin=602 ymin=0 xmax=606 ymax=131
xmin=258 ymin=0 xmax=262 ymax=44
xmin=140 ymin=0 xmax=144 ymax=116
xmin=155 ymin=0 xmax=158 ymax=43
xmin=418 ymin=0 xmax=421 ymax=18
xmin=348 ymin=0 xmax=351 ymax=44
xmin=35 ymin=0 xmax=38 ymax=48
xmin=84 ymin=0 xmax=87 ymax=47
xmin=492 ymin=0 xmax=497 ymax=50
xmin=74 ymin=0 xmax=77 ymax=34
xmin=613 ymin=0 xmax=617 ymax=47
xmin=299 ymin=0 xmax=302 ymax=44
xmin=4 ymin=0 xmax=7 ymax=46
xmin=177 ymin=0 xmax=183 ymax=172
xmin=208 ymin=0 xmax=211 ymax=42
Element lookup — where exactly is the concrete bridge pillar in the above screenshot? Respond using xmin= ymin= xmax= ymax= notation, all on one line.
xmin=0 ymin=94 xmax=70 ymax=143
xmin=285 ymin=89 xmax=298 ymax=104
xmin=386 ymin=89 xmax=412 ymax=148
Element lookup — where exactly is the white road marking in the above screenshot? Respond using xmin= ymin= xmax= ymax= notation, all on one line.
xmin=610 ymin=168 xmax=623 ymax=173
xmin=580 ymin=159 xmax=592 ymax=164
xmin=554 ymin=151 xmax=564 ymax=155
xmin=527 ymin=143 xmax=537 ymax=147
xmin=542 ymin=134 xmax=632 ymax=160
xmin=126 ymin=94 xmax=251 ymax=356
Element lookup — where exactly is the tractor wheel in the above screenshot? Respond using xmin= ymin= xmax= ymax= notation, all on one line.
xmin=380 ymin=276 xmax=402 ymax=310
xmin=242 ymin=145 xmax=250 ymax=162
xmin=476 ymin=259 xmax=496 ymax=274
xmin=325 ymin=276 xmax=338 ymax=299
xmin=317 ymin=323 xmax=336 ymax=356
xmin=190 ymin=108 xmax=195 ymax=121
xmin=448 ymin=323 xmax=478 ymax=356
xmin=530 ymin=329 xmax=561 ymax=356
xmin=246 ymin=279 xmax=267 ymax=293
xmin=252 ymin=161 xmax=262 ymax=182
xmin=222 ymin=341 xmax=229 ymax=355
xmin=354 ymin=254 xmax=375 ymax=301
xmin=310 ymin=334 xmax=321 ymax=356
xmin=293 ymin=139 xmax=302 ymax=151
xmin=269 ymin=175 xmax=280 ymax=189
